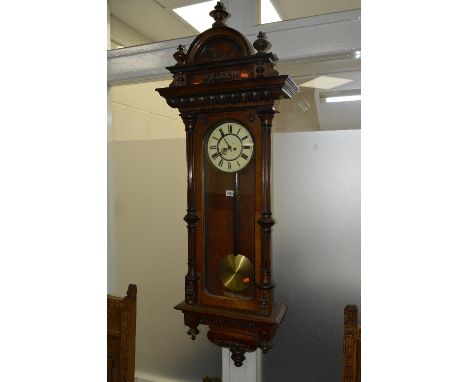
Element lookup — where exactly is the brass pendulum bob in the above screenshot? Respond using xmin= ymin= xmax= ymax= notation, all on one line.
xmin=220 ymin=253 xmax=253 ymax=292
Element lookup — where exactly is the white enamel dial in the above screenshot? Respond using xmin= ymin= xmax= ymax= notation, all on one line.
xmin=206 ymin=122 xmax=254 ymax=173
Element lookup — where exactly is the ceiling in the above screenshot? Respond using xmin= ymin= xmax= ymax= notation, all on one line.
xmin=271 ymin=0 xmax=360 ymax=21
xmin=275 ymin=58 xmax=361 ymax=132
xmin=108 ymin=0 xmax=361 ymax=49
xmin=109 ymin=0 xmax=199 ymax=48
xmin=109 ymin=0 xmax=361 ymax=132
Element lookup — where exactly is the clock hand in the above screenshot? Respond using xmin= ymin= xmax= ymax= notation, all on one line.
xmin=223 ymin=136 xmax=233 ymax=151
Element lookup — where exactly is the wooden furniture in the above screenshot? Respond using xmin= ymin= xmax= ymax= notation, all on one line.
xmin=343 ymin=305 xmax=361 ymax=382
xmin=108 ymin=284 xmax=137 ymax=382
xmin=157 ymin=1 xmax=298 ymax=367
xmin=203 ymin=377 xmax=221 ymax=382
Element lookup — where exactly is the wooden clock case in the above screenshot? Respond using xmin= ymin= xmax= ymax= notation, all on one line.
xmin=157 ymin=2 xmax=298 ymax=367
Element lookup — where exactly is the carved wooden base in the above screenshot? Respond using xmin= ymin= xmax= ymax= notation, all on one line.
xmin=175 ymin=301 xmax=287 ymax=367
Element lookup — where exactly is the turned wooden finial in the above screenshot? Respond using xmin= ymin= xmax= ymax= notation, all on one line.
xmin=126 ymin=284 xmax=137 ymax=298
xmin=344 ymin=304 xmax=358 ymax=324
xmin=209 ymin=2 xmax=229 ymax=26
xmin=253 ymin=31 xmax=271 ymax=54
xmin=173 ymin=45 xmax=187 ymax=65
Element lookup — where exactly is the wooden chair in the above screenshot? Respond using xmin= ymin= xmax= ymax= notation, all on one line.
xmin=108 ymin=284 xmax=137 ymax=382
xmin=343 ymin=305 xmax=361 ymax=382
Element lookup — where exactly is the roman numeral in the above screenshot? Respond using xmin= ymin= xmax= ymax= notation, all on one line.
xmin=228 ymin=162 xmax=232 ymax=170
xmin=236 ymin=160 xmax=241 ymax=167
xmin=218 ymin=159 xmax=224 ymax=167
xmin=243 ymin=145 xmax=252 ymax=150
xmin=219 ymin=128 xmax=225 ymax=137
xmin=236 ymin=128 xmax=241 ymax=135
xmin=209 ymin=145 xmax=216 ymax=150
xmin=242 ymin=136 xmax=248 ymax=141
xmin=228 ymin=125 xmax=232 ymax=133
xmin=211 ymin=152 xmax=220 ymax=159
xmin=241 ymin=153 xmax=249 ymax=160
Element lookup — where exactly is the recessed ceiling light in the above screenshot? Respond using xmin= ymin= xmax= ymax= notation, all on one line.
xmin=319 ymin=89 xmax=361 ymax=103
xmin=325 ymin=95 xmax=361 ymax=103
xmin=300 ymin=76 xmax=354 ymax=90
xmin=354 ymin=50 xmax=361 ymax=59
xmin=261 ymin=0 xmax=282 ymax=24
xmin=173 ymin=0 xmax=218 ymax=33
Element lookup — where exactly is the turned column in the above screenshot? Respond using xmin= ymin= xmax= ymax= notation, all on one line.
xmin=181 ymin=113 xmax=199 ymax=307
xmin=257 ymin=109 xmax=276 ymax=318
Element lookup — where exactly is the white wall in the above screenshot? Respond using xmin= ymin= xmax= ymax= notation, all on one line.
xmin=108 ymin=81 xmax=221 ymax=381
xmin=265 ymin=130 xmax=361 ymax=381
xmin=109 ymin=138 xmax=222 ymax=381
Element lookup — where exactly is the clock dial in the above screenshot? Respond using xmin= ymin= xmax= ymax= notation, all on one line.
xmin=206 ymin=122 xmax=254 ymax=173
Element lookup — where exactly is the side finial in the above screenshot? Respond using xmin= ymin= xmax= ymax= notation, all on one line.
xmin=173 ymin=45 xmax=187 ymax=65
xmin=209 ymin=2 xmax=229 ymax=26
xmin=253 ymin=31 xmax=271 ymax=54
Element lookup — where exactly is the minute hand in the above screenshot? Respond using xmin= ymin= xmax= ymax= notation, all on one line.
xmin=223 ymin=136 xmax=232 ymax=151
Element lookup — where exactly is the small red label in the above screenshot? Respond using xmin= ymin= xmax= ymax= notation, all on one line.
xmin=243 ymin=277 xmax=250 ymax=283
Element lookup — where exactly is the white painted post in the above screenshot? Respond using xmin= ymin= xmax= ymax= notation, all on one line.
xmin=222 ymin=349 xmax=262 ymax=382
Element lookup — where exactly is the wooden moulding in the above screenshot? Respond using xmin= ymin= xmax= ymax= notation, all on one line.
xmin=175 ymin=301 xmax=287 ymax=366
xmin=157 ymin=75 xmax=298 ymax=112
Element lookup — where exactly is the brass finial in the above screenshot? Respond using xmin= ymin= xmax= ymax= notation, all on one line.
xmin=209 ymin=2 xmax=229 ymax=27
xmin=173 ymin=45 xmax=187 ymax=65
xmin=253 ymin=31 xmax=271 ymax=54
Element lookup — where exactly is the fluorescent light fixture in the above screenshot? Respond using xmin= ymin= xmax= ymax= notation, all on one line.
xmin=261 ymin=0 xmax=281 ymax=24
xmin=300 ymin=76 xmax=353 ymax=90
xmin=173 ymin=0 xmax=218 ymax=33
xmin=325 ymin=95 xmax=361 ymax=103
xmin=320 ymin=89 xmax=361 ymax=103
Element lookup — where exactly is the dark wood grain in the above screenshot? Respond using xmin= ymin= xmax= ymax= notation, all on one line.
xmin=108 ymin=284 xmax=137 ymax=382
xmin=343 ymin=305 xmax=361 ymax=382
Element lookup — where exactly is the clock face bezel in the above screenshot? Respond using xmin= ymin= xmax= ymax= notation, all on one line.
xmin=205 ymin=121 xmax=254 ymax=173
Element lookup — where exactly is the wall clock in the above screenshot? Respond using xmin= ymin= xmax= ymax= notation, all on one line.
xmin=157 ymin=2 xmax=298 ymax=367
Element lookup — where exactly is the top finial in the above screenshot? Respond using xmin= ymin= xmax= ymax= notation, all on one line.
xmin=209 ymin=2 xmax=229 ymax=27
xmin=173 ymin=44 xmax=187 ymax=65
xmin=253 ymin=31 xmax=271 ymax=53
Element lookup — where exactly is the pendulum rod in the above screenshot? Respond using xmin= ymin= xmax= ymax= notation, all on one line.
xmin=233 ymin=172 xmax=240 ymax=256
